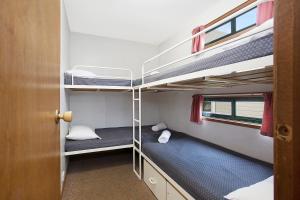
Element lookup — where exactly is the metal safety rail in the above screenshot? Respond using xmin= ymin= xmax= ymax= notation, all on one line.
xmin=66 ymin=65 xmax=133 ymax=90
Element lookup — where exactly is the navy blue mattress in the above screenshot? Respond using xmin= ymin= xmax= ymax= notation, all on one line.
xmin=65 ymin=127 xmax=134 ymax=152
xmin=64 ymin=73 xmax=132 ymax=86
xmin=141 ymin=127 xmax=273 ymax=200
xmin=65 ymin=126 xmax=157 ymax=152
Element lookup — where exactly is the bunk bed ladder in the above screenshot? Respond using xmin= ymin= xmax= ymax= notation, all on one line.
xmin=132 ymin=87 xmax=142 ymax=179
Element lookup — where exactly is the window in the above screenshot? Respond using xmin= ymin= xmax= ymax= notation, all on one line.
xmin=205 ymin=7 xmax=257 ymax=45
xmin=205 ymin=22 xmax=232 ymax=44
xmin=202 ymin=96 xmax=263 ymax=124
xmin=236 ymin=8 xmax=257 ymax=31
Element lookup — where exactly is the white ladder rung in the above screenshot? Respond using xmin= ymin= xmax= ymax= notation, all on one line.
xmin=134 ymin=98 xmax=140 ymax=101
xmin=134 ymin=119 xmax=140 ymax=123
xmin=134 ymin=139 xmax=140 ymax=145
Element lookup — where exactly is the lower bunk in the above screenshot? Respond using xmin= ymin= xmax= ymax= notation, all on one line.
xmin=65 ymin=127 xmax=134 ymax=156
xmin=64 ymin=126 xmax=160 ymax=156
xmin=64 ymin=126 xmax=273 ymax=200
xmin=140 ymin=126 xmax=273 ymax=200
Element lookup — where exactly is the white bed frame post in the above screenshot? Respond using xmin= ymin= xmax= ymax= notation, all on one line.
xmin=138 ymin=87 xmax=142 ymax=178
xmin=132 ymin=87 xmax=142 ymax=179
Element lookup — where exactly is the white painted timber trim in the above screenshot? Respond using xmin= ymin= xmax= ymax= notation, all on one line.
xmin=64 ymin=85 xmax=132 ymax=90
xmin=142 ymin=153 xmax=195 ymax=200
xmin=65 ymin=144 xmax=133 ymax=156
xmin=140 ymin=55 xmax=273 ymax=89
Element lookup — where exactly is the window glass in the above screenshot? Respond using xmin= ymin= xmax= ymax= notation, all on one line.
xmin=203 ymin=101 xmax=212 ymax=112
xmin=205 ymin=22 xmax=232 ymax=44
xmin=204 ymin=7 xmax=257 ymax=45
xmin=202 ymin=97 xmax=263 ymax=124
xmin=236 ymin=8 xmax=257 ymax=31
xmin=236 ymin=101 xmax=264 ymax=118
xmin=204 ymin=101 xmax=232 ymax=115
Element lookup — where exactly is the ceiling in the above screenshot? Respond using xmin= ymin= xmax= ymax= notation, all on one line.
xmin=64 ymin=0 xmax=239 ymax=45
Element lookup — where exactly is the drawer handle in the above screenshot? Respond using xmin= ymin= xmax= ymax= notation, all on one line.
xmin=148 ymin=177 xmax=157 ymax=185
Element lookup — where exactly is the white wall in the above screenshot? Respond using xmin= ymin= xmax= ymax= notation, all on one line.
xmin=157 ymin=91 xmax=273 ymax=164
xmin=70 ymin=33 xmax=158 ymax=79
xmin=156 ymin=0 xmax=246 ymax=69
xmin=60 ymin=0 xmax=70 ymax=188
xmin=70 ymin=92 xmax=160 ymax=129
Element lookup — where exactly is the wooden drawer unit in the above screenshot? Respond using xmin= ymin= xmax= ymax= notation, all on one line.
xmin=167 ymin=182 xmax=186 ymax=200
xmin=144 ymin=160 xmax=167 ymax=200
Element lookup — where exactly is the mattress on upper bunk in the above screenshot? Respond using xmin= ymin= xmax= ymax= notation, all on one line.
xmin=142 ymin=128 xmax=273 ymax=200
xmin=65 ymin=126 xmax=157 ymax=152
xmin=64 ymin=72 xmax=132 ymax=86
xmin=139 ymin=30 xmax=273 ymax=85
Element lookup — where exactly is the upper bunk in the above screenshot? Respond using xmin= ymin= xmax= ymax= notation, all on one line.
xmin=138 ymin=0 xmax=274 ymax=92
xmin=64 ymin=65 xmax=133 ymax=91
xmin=63 ymin=0 xmax=273 ymax=92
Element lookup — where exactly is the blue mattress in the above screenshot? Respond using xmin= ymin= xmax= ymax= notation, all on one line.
xmin=142 ymin=127 xmax=273 ymax=200
xmin=65 ymin=126 xmax=157 ymax=152
xmin=65 ymin=127 xmax=133 ymax=152
xmin=64 ymin=73 xmax=132 ymax=86
xmin=65 ymin=33 xmax=273 ymax=87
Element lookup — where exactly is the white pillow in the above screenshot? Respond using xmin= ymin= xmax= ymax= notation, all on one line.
xmin=152 ymin=122 xmax=167 ymax=132
xmin=158 ymin=130 xmax=171 ymax=143
xmin=224 ymin=176 xmax=273 ymax=200
xmin=66 ymin=69 xmax=97 ymax=78
xmin=66 ymin=125 xmax=101 ymax=140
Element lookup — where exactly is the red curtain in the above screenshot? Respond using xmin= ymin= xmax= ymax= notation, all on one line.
xmin=190 ymin=95 xmax=204 ymax=123
xmin=256 ymin=0 xmax=274 ymax=26
xmin=191 ymin=25 xmax=205 ymax=54
xmin=261 ymin=92 xmax=273 ymax=137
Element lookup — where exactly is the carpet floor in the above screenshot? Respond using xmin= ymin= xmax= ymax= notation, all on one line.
xmin=62 ymin=150 xmax=155 ymax=200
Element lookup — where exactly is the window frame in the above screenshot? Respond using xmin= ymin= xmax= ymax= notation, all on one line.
xmin=202 ymin=96 xmax=263 ymax=124
xmin=205 ymin=7 xmax=257 ymax=46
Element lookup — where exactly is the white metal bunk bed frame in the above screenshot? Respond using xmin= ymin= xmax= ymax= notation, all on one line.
xmin=64 ymin=65 xmax=134 ymax=156
xmin=133 ymin=0 xmax=274 ymax=198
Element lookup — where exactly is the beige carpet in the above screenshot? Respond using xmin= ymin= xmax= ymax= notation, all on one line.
xmin=62 ymin=150 xmax=155 ymax=200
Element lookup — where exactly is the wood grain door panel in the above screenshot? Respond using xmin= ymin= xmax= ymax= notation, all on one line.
xmin=0 ymin=0 xmax=61 ymax=199
xmin=274 ymin=0 xmax=300 ymax=199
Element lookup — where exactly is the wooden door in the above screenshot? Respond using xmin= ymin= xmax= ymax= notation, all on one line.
xmin=0 ymin=0 xmax=61 ymax=200
xmin=274 ymin=0 xmax=300 ymax=199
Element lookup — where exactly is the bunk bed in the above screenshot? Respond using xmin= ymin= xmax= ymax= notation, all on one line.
xmin=64 ymin=66 xmax=135 ymax=156
xmin=140 ymin=20 xmax=273 ymax=90
xmin=132 ymin=0 xmax=274 ymax=199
